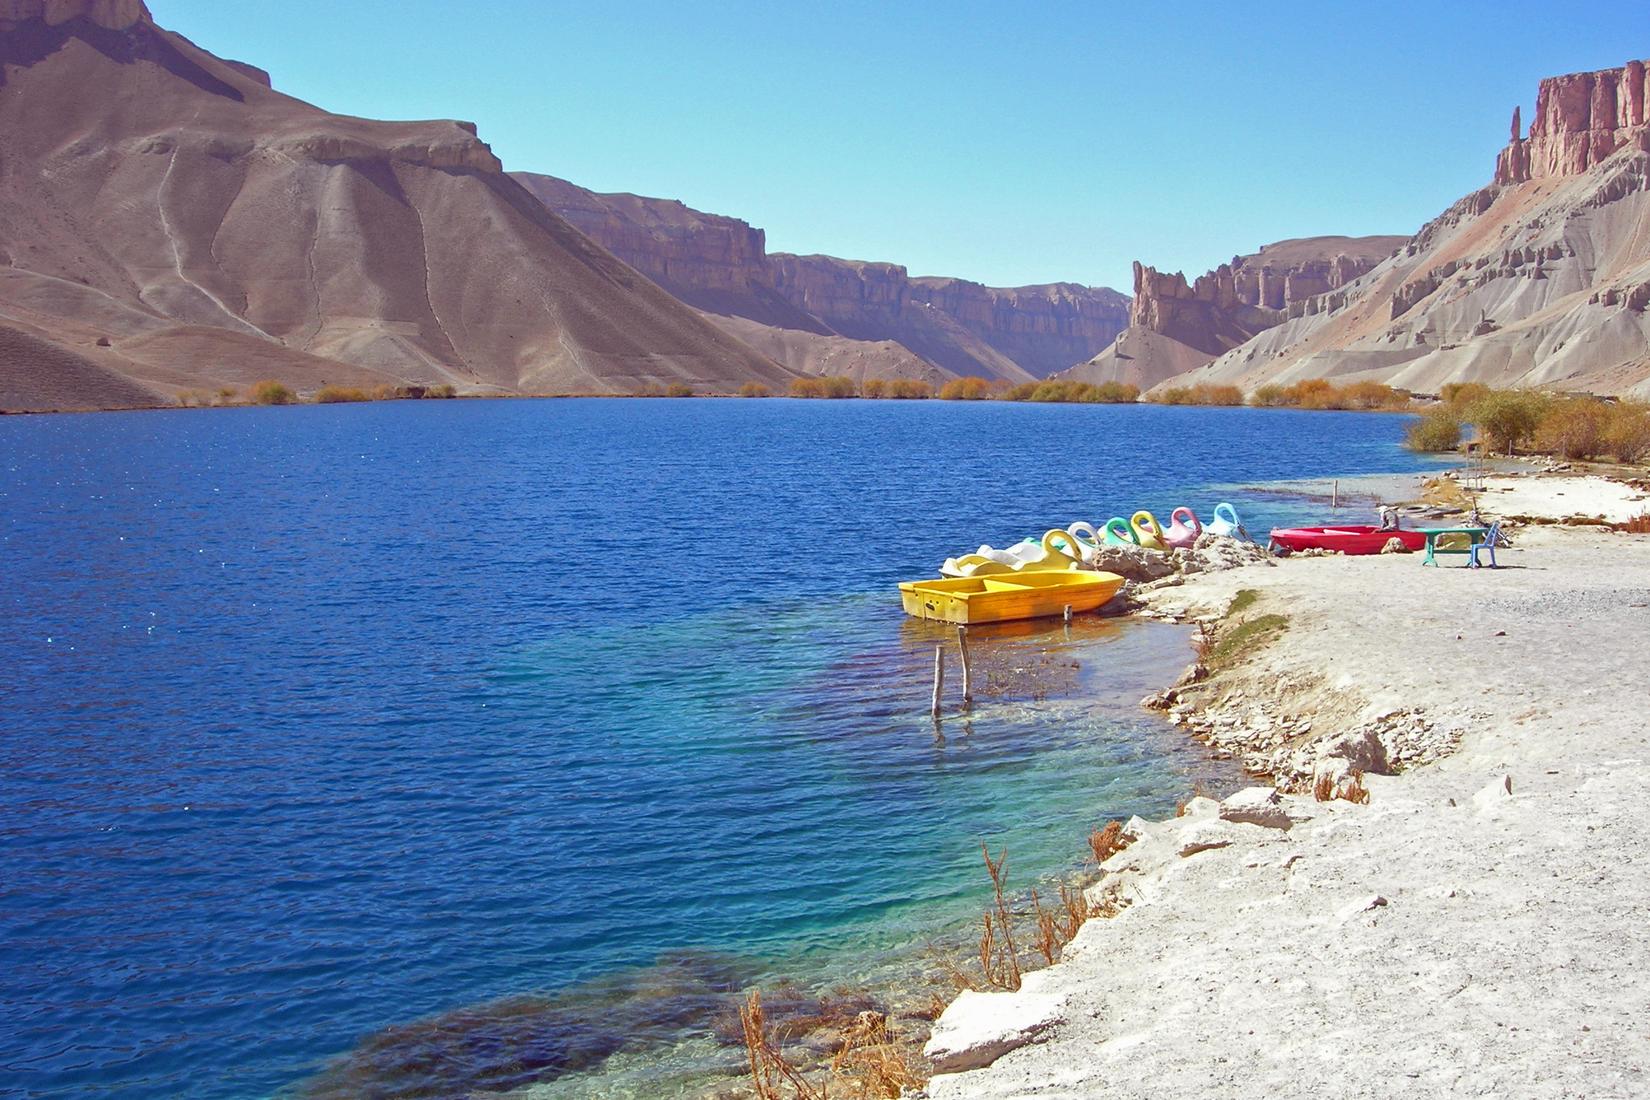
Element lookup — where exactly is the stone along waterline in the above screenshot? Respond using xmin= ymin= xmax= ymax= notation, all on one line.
xmin=0 ymin=399 xmax=1451 ymax=1098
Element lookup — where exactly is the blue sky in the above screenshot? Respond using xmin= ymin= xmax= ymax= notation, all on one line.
xmin=155 ymin=0 xmax=1643 ymax=291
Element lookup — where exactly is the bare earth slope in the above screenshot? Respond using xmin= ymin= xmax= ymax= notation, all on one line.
xmin=516 ymin=172 xmax=1130 ymax=383
xmin=0 ymin=2 xmax=791 ymax=409
xmin=1161 ymin=61 xmax=1650 ymax=397
xmin=1059 ymin=236 xmax=1405 ymax=391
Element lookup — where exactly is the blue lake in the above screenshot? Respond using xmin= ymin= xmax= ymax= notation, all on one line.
xmin=0 ymin=399 xmax=1448 ymax=1098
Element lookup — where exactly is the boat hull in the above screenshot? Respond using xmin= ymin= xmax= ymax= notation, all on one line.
xmin=899 ymin=571 xmax=1126 ymax=624
xmin=1268 ymin=525 xmax=1425 ymax=555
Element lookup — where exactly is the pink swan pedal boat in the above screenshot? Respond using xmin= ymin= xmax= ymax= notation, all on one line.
xmin=1268 ymin=525 xmax=1426 ymax=555
xmin=1163 ymin=507 xmax=1202 ymax=549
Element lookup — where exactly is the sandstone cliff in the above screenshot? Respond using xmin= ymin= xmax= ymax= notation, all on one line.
xmin=1160 ymin=60 xmax=1650 ymax=398
xmin=0 ymin=5 xmax=791 ymax=410
xmin=519 ymin=174 xmax=1128 ymax=383
xmin=1060 ymin=236 xmax=1404 ymax=389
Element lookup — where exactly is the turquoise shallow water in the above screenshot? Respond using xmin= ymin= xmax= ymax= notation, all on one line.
xmin=0 ymin=399 xmax=1448 ymax=1098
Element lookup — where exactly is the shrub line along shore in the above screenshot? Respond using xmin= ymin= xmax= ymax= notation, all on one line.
xmin=916 ymin=467 xmax=1650 ymax=1098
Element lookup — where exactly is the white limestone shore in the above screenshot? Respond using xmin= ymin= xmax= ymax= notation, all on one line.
xmin=922 ymin=472 xmax=1650 ymax=1098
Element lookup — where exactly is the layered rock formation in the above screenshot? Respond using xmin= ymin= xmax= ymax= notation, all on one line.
xmin=519 ymin=174 xmax=1129 ymax=383
xmin=0 ymin=4 xmax=790 ymax=410
xmin=1060 ymin=237 xmax=1405 ymax=389
xmin=1162 ymin=60 xmax=1650 ymax=398
xmin=1496 ymin=62 xmax=1650 ymax=184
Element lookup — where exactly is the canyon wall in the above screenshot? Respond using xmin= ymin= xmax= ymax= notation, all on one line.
xmin=522 ymin=174 xmax=1128 ymax=381
xmin=1155 ymin=60 xmax=1650 ymax=398
xmin=1496 ymin=61 xmax=1650 ymax=184
xmin=1062 ymin=236 xmax=1404 ymax=389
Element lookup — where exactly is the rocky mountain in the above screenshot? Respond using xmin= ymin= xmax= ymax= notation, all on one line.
xmin=1059 ymin=236 xmax=1405 ymax=390
xmin=516 ymin=173 xmax=1129 ymax=383
xmin=0 ymin=1 xmax=791 ymax=411
xmin=1159 ymin=61 xmax=1650 ymax=397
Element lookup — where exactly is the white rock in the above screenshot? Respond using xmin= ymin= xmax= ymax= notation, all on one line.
xmin=1219 ymin=786 xmax=1304 ymax=831
xmin=923 ymin=989 xmax=1065 ymax=1074
xmin=1471 ymin=775 xmax=1514 ymax=813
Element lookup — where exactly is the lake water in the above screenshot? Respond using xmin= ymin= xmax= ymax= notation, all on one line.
xmin=0 ymin=399 xmax=1448 ymax=1098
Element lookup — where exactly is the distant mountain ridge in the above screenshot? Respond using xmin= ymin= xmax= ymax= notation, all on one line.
xmin=0 ymin=1 xmax=791 ymax=410
xmin=1154 ymin=61 xmax=1650 ymax=397
xmin=1057 ymin=236 xmax=1407 ymax=391
xmin=514 ymin=173 xmax=1130 ymax=384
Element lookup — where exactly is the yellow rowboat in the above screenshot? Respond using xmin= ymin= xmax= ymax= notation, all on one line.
xmin=898 ymin=570 xmax=1126 ymax=625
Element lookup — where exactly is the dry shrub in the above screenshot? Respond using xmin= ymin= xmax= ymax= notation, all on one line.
xmin=1441 ymin=381 xmax=1492 ymax=409
xmin=314 ymin=385 xmax=370 ymax=403
xmin=860 ymin=378 xmax=887 ymax=399
xmin=1250 ymin=383 xmax=1288 ymax=407
xmin=371 ymin=383 xmax=398 ymax=401
xmin=1153 ymin=382 xmax=1245 ymax=406
xmin=996 ymin=380 xmax=1137 ymax=403
xmin=216 ymin=386 xmax=238 ymax=403
xmin=886 ymin=379 xmax=933 ymax=399
xmin=791 ymin=376 xmax=856 ymax=398
xmin=1534 ymin=397 xmax=1610 ymax=459
xmin=1087 ymin=820 xmax=1130 ymax=864
xmin=1618 ymin=512 xmax=1650 ymax=533
xmin=425 ymin=383 xmax=457 ymax=398
xmin=740 ymin=381 xmax=773 ymax=398
xmin=249 ymin=379 xmax=294 ymax=405
xmin=1339 ymin=381 xmax=1408 ymax=410
xmin=938 ymin=376 xmax=992 ymax=400
xmin=664 ymin=382 xmax=695 ymax=397
xmin=1603 ymin=400 xmax=1650 ymax=462
xmin=1279 ymin=378 xmax=1344 ymax=410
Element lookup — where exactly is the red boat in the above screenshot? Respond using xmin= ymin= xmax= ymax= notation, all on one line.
xmin=1267 ymin=525 xmax=1426 ymax=555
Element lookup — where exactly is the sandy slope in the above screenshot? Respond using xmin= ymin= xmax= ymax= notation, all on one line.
xmin=0 ymin=7 xmax=791 ymax=409
xmin=928 ymin=477 xmax=1650 ymax=1098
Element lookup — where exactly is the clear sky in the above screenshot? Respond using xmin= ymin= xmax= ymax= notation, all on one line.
xmin=153 ymin=0 xmax=1643 ymax=291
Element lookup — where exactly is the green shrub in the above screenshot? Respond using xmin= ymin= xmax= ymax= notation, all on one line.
xmin=1465 ymin=390 xmax=1550 ymax=454
xmin=1405 ymin=406 xmax=1462 ymax=452
xmin=249 ymin=379 xmax=294 ymax=405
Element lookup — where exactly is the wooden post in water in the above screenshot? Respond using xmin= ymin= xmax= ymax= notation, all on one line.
xmin=1332 ymin=479 xmax=1339 ymax=509
xmin=931 ymin=644 xmax=945 ymax=720
xmin=1063 ymin=604 xmax=1073 ymax=624
xmin=957 ymin=625 xmax=973 ymax=710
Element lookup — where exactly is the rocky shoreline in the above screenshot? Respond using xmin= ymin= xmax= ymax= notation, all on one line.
xmin=920 ymin=469 xmax=1650 ymax=1098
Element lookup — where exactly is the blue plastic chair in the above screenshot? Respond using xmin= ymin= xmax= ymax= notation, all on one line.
xmin=1469 ymin=521 xmax=1504 ymax=569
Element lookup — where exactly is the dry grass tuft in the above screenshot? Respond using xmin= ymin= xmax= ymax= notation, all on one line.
xmin=740 ymin=990 xmax=829 ymax=1100
xmin=1087 ymin=820 xmax=1130 ymax=864
xmin=830 ymin=1012 xmax=922 ymax=1099
xmin=1029 ymin=883 xmax=1091 ymax=965
xmin=977 ymin=844 xmax=1022 ymax=991
xmin=1175 ymin=780 xmax=1211 ymax=817
xmin=248 ymin=379 xmax=294 ymax=405
xmin=1314 ymin=769 xmax=1372 ymax=804
xmin=1617 ymin=511 xmax=1650 ymax=533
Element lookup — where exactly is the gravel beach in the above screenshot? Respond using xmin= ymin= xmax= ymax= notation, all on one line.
xmin=925 ymin=472 xmax=1650 ymax=1098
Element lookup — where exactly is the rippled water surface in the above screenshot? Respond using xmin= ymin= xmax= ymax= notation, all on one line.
xmin=0 ymin=399 xmax=1448 ymax=1098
